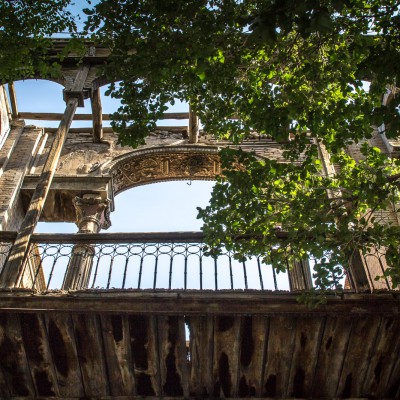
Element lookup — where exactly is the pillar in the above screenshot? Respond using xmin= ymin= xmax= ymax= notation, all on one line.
xmin=62 ymin=194 xmax=111 ymax=290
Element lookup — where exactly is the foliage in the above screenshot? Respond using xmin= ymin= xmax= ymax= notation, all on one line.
xmin=0 ymin=0 xmax=81 ymax=82
xmin=82 ymin=0 xmax=400 ymax=289
xmin=1 ymin=1 xmax=400 ymax=289
xmin=197 ymin=145 xmax=400 ymax=289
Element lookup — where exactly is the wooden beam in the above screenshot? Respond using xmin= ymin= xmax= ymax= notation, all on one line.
xmin=91 ymin=87 xmax=103 ymax=142
xmin=0 ymin=291 xmax=398 ymax=315
xmin=188 ymin=105 xmax=199 ymax=143
xmin=18 ymin=111 xmax=189 ymax=121
xmin=8 ymin=82 xmax=18 ymax=119
xmin=0 ymin=66 xmax=90 ymax=288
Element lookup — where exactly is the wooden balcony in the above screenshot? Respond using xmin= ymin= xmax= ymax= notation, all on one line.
xmin=0 ymin=232 xmax=398 ymax=399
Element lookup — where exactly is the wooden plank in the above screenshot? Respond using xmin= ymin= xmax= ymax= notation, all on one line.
xmin=312 ymin=316 xmax=353 ymax=398
xmin=91 ymin=87 xmax=103 ymax=142
xmin=262 ymin=316 xmax=297 ymax=398
xmin=44 ymin=313 xmax=84 ymax=397
xmin=286 ymin=317 xmax=325 ymax=398
xmin=8 ymin=82 xmax=18 ymax=119
xmin=20 ymin=313 xmax=59 ymax=397
xmin=336 ymin=315 xmax=381 ymax=397
xmin=128 ymin=315 xmax=160 ymax=396
xmin=18 ymin=111 xmax=188 ymax=121
xmin=0 ymin=291 xmax=399 ymax=316
xmin=100 ymin=314 xmax=136 ymax=396
xmin=0 ymin=65 xmax=89 ymax=289
xmin=0 ymin=313 xmax=35 ymax=396
xmin=213 ymin=316 xmax=242 ymax=398
xmin=157 ymin=316 xmax=188 ymax=397
xmin=187 ymin=316 xmax=214 ymax=397
xmin=237 ymin=316 xmax=269 ymax=397
xmin=362 ymin=316 xmax=400 ymax=397
xmin=72 ymin=314 xmax=109 ymax=396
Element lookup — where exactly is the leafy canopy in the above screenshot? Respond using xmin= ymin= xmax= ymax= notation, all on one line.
xmin=1 ymin=0 xmax=400 ymax=289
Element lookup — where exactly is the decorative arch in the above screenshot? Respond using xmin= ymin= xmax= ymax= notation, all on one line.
xmin=109 ymin=146 xmax=221 ymax=195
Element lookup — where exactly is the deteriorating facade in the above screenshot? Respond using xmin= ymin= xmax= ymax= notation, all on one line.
xmin=0 ymin=41 xmax=399 ymax=399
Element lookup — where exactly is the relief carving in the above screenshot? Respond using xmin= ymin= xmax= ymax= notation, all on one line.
xmin=112 ymin=150 xmax=220 ymax=193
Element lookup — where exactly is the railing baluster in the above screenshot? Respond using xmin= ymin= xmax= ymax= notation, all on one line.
xmin=242 ymin=261 xmax=248 ymax=290
xmin=91 ymin=252 xmax=101 ymax=288
xmin=153 ymin=255 xmax=159 ymax=290
xmin=199 ymin=255 xmax=203 ymax=290
xmin=229 ymin=255 xmax=233 ymax=290
xmin=214 ymin=258 xmax=218 ymax=290
xmin=168 ymin=256 xmax=173 ymax=289
xmin=46 ymin=256 xmax=58 ymax=289
xmin=184 ymin=256 xmax=188 ymax=290
xmin=138 ymin=256 xmax=144 ymax=289
xmin=272 ymin=265 xmax=278 ymax=290
xmin=122 ymin=257 xmax=129 ymax=289
xmin=257 ymin=257 xmax=264 ymax=290
xmin=107 ymin=257 xmax=115 ymax=289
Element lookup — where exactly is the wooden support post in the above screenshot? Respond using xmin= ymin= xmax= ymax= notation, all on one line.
xmin=0 ymin=66 xmax=90 ymax=288
xmin=188 ymin=105 xmax=199 ymax=143
xmin=8 ymin=82 xmax=18 ymax=119
xmin=91 ymin=87 xmax=103 ymax=143
xmin=288 ymin=259 xmax=313 ymax=291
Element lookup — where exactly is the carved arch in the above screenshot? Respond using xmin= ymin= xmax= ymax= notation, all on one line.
xmin=109 ymin=146 xmax=221 ymax=195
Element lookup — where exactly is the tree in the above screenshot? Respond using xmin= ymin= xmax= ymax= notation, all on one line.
xmin=1 ymin=1 xmax=400 ymax=289
xmin=0 ymin=0 xmax=81 ymax=82
xmin=83 ymin=0 xmax=400 ymax=289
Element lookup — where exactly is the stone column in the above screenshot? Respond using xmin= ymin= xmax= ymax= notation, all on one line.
xmin=62 ymin=194 xmax=111 ymax=290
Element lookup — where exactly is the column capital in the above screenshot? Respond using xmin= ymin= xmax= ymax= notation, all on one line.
xmin=73 ymin=194 xmax=111 ymax=233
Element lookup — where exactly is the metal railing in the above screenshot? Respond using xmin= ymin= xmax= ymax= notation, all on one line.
xmin=18 ymin=232 xmax=295 ymax=291
xmin=0 ymin=231 xmax=392 ymax=292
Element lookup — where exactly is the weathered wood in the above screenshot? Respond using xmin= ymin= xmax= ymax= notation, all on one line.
xmin=188 ymin=106 xmax=199 ymax=143
xmin=349 ymin=250 xmax=372 ymax=292
xmin=100 ymin=314 xmax=136 ymax=396
xmin=18 ymin=111 xmax=188 ymax=121
xmin=44 ymin=313 xmax=85 ymax=397
xmin=128 ymin=315 xmax=160 ymax=396
xmin=287 ymin=317 xmax=325 ymax=398
xmin=0 ymin=65 xmax=89 ymax=288
xmin=188 ymin=316 xmax=214 ymax=397
xmin=262 ymin=316 xmax=297 ymax=398
xmin=237 ymin=316 xmax=269 ymax=397
xmin=157 ymin=316 xmax=187 ymax=397
xmin=362 ymin=317 xmax=400 ymax=397
xmin=91 ymin=87 xmax=103 ymax=142
xmin=213 ymin=315 xmax=242 ymax=398
xmin=312 ymin=316 xmax=353 ymax=398
xmin=336 ymin=315 xmax=381 ymax=398
xmin=0 ymin=290 xmax=399 ymax=316
xmin=288 ymin=259 xmax=313 ymax=290
xmin=72 ymin=314 xmax=109 ymax=396
xmin=0 ymin=313 xmax=35 ymax=396
xmin=8 ymin=82 xmax=18 ymax=119
xmin=20 ymin=313 xmax=59 ymax=397
xmin=30 ymin=231 xmax=205 ymax=244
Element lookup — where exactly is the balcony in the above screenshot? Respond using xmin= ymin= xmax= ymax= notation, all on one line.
xmin=0 ymin=231 xmax=398 ymax=399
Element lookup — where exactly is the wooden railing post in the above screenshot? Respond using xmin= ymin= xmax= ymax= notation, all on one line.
xmin=188 ymin=105 xmax=199 ymax=143
xmin=0 ymin=65 xmax=90 ymax=288
xmin=288 ymin=259 xmax=313 ymax=290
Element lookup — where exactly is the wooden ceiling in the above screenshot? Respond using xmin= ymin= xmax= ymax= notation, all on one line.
xmin=0 ymin=290 xmax=399 ymax=399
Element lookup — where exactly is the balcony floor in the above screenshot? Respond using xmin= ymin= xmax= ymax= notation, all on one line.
xmin=0 ymin=290 xmax=399 ymax=399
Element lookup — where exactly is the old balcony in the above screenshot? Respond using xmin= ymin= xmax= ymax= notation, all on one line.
xmin=0 ymin=231 xmax=399 ymax=399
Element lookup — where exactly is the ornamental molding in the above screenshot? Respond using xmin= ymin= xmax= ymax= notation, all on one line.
xmin=110 ymin=146 xmax=221 ymax=194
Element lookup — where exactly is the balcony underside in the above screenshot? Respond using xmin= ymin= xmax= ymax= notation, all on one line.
xmin=0 ymin=290 xmax=399 ymax=399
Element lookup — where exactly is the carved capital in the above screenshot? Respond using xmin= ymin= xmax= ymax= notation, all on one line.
xmin=73 ymin=194 xmax=111 ymax=233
